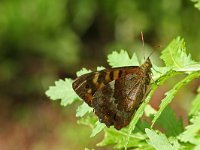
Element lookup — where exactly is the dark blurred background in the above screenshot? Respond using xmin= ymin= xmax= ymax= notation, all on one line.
xmin=0 ymin=0 xmax=200 ymax=149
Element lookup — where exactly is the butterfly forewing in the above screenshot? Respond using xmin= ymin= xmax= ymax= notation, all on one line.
xmin=72 ymin=66 xmax=141 ymax=106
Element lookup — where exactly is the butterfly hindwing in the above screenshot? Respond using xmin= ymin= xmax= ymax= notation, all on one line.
xmin=92 ymin=80 xmax=134 ymax=129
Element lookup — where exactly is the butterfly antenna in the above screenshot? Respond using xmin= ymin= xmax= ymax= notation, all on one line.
xmin=141 ymin=32 xmax=155 ymax=61
xmin=141 ymin=31 xmax=145 ymax=48
xmin=140 ymin=31 xmax=146 ymax=62
xmin=148 ymin=51 xmax=154 ymax=58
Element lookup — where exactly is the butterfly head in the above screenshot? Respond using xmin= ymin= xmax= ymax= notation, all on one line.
xmin=141 ymin=57 xmax=152 ymax=71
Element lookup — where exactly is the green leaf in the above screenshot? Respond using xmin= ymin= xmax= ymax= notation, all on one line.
xmin=85 ymin=148 xmax=94 ymax=150
xmin=151 ymin=65 xmax=171 ymax=81
xmin=97 ymin=66 xmax=105 ymax=71
xmin=189 ymin=86 xmax=200 ymax=116
xmin=152 ymin=71 xmax=200 ymax=126
xmin=77 ymin=115 xmax=97 ymax=128
xmin=107 ymin=50 xmax=139 ymax=67
xmin=135 ymin=119 xmax=151 ymax=133
xmin=168 ymin=137 xmax=180 ymax=150
xmin=178 ymin=112 xmax=200 ymax=144
xmin=175 ymin=64 xmax=200 ymax=72
xmin=98 ymin=128 xmax=148 ymax=149
xmin=145 ymin=128 xmax=179 ymax=150
xmin=194 ymin=145 xmax=200 ymax=150
xmin=76 ymin=68 xmax=91 ymax=77
xmin=154 ymin=70 xmax=179 ymax=86
xmin=76 ymin=102 xmax=93 ymax=117
xmin=155 ymin=106 xmax=183 ymax=137
xmin=90 ymin=121 xmax=106 ymax=137
xmin=144 ymin=104 xmax=157 ymax=117
xmin=160 ymin=37 xmax=200 ymax=71
xmin=191 ymin=0 xmax=200 ymax=10
xmin=45 ymin=78 xmax=78 ymax=106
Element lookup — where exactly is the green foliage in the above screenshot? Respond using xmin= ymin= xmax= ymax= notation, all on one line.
xmin=191 ymin=0 xmax=200 ymax=10
xmin=178 ymin=112 xmax=200 ymax=144
xmin=90 ymin=121 xmax=106 ymax=137
xmin=76 ymin=68 xmax=92 ymax=77
xmin=76 ymin=102 xmax=93 ymax=117
xmin=155 ymin=106 xmax=184 ymax=137
xmin=0 ymin=0 xmax=80 ymax=65
xmin=46 ymin=37 xmax=200 ymax=149
xmin=107 ymin=50 xmax=139 ymax=67
xmin=160 ymin=36 xmax=200 ymax=71
xmin=98 ymin=128 xmax=149 ymax=149
xmin=152 ymin=71 xmax=200 ymax=126
xmin=45 ymin=79 xmax=78 ymax=106
xmin=189 ymin=86 xmax=200 ymax=116
xmin=145 ymin=128 xmax=180 ymax=150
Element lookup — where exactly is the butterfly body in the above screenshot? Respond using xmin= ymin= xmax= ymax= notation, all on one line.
xmin=72 ymin=58 xmax=152 ymax=129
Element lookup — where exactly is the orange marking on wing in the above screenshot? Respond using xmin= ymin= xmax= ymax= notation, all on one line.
xmin=113 ymin=70 xmax=119 ymax=80
xmin=87 ymin=89 xmax=92 ymax=94
xmin=105 ymin=71 xmax=110 ymax=82
xmin=85 ymin=93 xmax=93 ymax=102
xmin=99 ymin=82 xmax=105 ymax=89
xmin=92 ymin=73 xmax=99 ymax=84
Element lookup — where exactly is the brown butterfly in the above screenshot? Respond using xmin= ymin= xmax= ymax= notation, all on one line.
xmin=72 ymin=58 xmax=152 ymax=130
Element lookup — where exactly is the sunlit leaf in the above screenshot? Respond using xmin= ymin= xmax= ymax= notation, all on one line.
xmin=191 ymin=0 xmax=200 ymax=10
xmin=90 ymin=121 xmax=106 ymax=137
xmin=76 ymin=68 xmax=92 ymax=77
xmin=151 ymin=65 xmax=171 ymax=81
xmin=77 ymin=115 xmax=97 ymax=128
xmin=98 ymin=127 xmax=147 ymax=149
xmin=145 ymin=128 xmax=179 ymax=150
xmin=144 ymin=104 xmax=157 ymax=117
xmin=76 ymin=102 xmax=93 ymax=117
xmin=178 ymin=112 xmax=200 ymax=144
xmin=97 ymin=66 xmax=105 ymax=71
xmin=189 ymin=86 xmax=200 ymax=116
xmin=160 ymin=37 xmax=200 ymax=71
xmin=107 ymin=50 xmax=139 ymax=67
xmin=85 ymin=148 xmax=94 ymax=150
xmin=45 ymin=78 xmax=78 ymax=106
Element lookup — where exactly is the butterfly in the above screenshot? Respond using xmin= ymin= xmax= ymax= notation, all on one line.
xmin=72 ymin=58 xmax=152 ymax=130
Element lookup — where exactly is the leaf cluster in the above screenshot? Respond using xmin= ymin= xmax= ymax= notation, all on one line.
xmin=46 ymin=37 xmax=200 ymax=149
